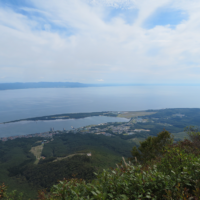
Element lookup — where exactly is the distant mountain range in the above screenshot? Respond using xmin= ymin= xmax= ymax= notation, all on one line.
xmin=0 ymin=82 xmax=101 ymax=90
xmin=1 ymin=82 xmax=193 ymax=90
xmin=0 ymin=82 xmax=149 ymax=90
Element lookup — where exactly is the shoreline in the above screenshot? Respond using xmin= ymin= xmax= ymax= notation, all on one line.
xmin=0 ymin=110 xmax=156 ymax=124
xmin=0 ymin=111 xmax=119 ymax=124
xmin=0 ymin=115 xmax=130 ymax=139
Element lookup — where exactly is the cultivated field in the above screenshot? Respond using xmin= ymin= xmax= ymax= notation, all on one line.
xmin=53 ymin=153 xmax=87 ymax=162
xmin=30 ymin=144 xmax=44 ymax=164
xmin=118 ymin=111 xmax=156 ymax=119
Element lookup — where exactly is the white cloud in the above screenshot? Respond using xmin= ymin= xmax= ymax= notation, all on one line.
xmin=0 ymin=0 xmax=200 ymax=83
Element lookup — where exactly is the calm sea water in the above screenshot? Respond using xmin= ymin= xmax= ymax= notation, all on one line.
xmin=0 ymin=116 xmax=129 ymax=137
xmin=0 ymin=86 xmax=200 ymax=137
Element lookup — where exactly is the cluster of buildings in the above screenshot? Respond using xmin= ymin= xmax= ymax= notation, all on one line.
xmin=173 ymin=114 xmax=185 ymax=118
xmin=109 ymin=125 xmax=131 ymax=134
xmin=0 ymin=129 xmax=61 ymax=142
xmin=0 ymin=118 xmax=151 ymax=142
xmin=70 ymin=121 xmax=150 ymax=136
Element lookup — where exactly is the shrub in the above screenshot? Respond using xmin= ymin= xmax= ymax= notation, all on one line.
xmin=0 ymin=183 xmax=25 ymax=200
xmin=185 ymin=126 xmax=200 ymax=149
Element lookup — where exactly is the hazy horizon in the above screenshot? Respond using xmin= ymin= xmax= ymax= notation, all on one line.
xmin=1 ymin=82 xmax=200 ymax=86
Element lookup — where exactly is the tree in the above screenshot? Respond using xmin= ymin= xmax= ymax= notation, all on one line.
xmin=185 ymin=126 xmax=200 ymax=148
xmin=130 ymin=130 xmax=173 ymax=164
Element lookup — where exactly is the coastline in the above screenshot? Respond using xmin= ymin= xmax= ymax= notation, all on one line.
xmin=0 ymin=111 xmax=118 ymax=124
xmin=0 ymin=115 xmax=130 ymax=139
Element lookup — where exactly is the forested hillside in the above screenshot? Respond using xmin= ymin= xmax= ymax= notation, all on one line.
xmin=0 ymin=133 xmax=135 ymax=199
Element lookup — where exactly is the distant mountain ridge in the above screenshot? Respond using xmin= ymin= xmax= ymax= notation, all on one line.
xmin=0 ymin=82 xmax=99 ymax=90
xmin=0 ymin=82 xmax=193 ymax=90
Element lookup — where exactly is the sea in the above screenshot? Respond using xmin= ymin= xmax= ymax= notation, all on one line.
xmin=0 ymin=86 xmax=200 ymax=137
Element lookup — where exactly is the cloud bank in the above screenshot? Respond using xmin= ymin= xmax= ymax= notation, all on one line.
xmin=0 ymin=0 xmax=200 ymax=84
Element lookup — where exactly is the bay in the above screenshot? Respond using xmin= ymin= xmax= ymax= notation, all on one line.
xmin=0 ymin=86 xmax=200 ymax=137
xmin=0 ymin=116 xmax=128 ymax=137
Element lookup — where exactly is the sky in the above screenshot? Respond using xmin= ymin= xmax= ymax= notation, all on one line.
xmin=0 ymin=0 xmax=200 ymax=84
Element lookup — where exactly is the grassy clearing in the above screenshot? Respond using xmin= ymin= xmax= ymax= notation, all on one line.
xmin=53 ymin=153 xmax=86 ymax=162
xmin=30 ymin=144 xmax=44 ymax=164
xmin=35 ymin=140 xmax=42 ymax=144
xmin=118 ymin=111 xmax=156 ymax=119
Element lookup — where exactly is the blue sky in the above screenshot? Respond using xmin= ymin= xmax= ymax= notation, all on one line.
xmin=144 ymin=7 xmax=188 ymax=29
xmin=104 ymin=7 xmax=139 ymax=25
xmin=0 ymin=0 xmax=199 ymax=84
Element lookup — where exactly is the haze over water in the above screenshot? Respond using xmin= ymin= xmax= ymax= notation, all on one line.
xmin=0 ymin=86 xmax=200 ymax=137
xmin=0 ymin=86 xmax=200 ymax=123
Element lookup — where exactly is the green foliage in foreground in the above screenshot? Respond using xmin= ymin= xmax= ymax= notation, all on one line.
xmin=36 ymin=130 xmax=200 ymax=199
xmin=2 ymin=128 xmax=200 ymax=199
xmin=0 ymin=183 xmax=26 ymax=200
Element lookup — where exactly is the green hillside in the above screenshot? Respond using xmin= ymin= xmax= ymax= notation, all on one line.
xmin=0 ymin=133 xmax=135 ymax=199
